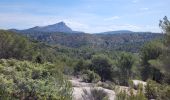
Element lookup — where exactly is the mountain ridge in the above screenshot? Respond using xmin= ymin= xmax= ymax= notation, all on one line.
xmin=95 ymin=30 xmax=133 ymax=34
xmin=9 ymin=22 xmax=161 ymax=34
xmin=10 ymin=21 xmax=83 ymax=34
xmin=8 ymin=22 xmax=163 ymax=52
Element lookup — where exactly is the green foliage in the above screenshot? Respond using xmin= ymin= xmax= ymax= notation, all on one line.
xmin=145 ymin=80 xmax=170 ymax=100
xmin=159 ymin=16 xmax=170 ymax=83
xmin=82 ymin=70 xmax=101 ymax=83
xmin=97 ymin=81 xmax=116 ymax=90
xmin=116 ymin=90 xmax=127 ymax=100
xmin=141 ymin=41 xmax=162 ymax=65
xmin=0 ymin=30 xmax=62 ymax=64
xmin=159 ymin=16 xmax=170 ymax=36
xmin=34 ymin=54 xmax=45 ymax=64
xmin=0 ymin=59 xmax=72 ymax=100
xmin=0 ymin=30 xmax=36 ymax=60
xmin=0 ymin=18 xmax=169 ymax=99
xmin=142 ymin=17 xmax=170 ymax=84
xmin=140 ymin=41 xmax=163 ymax=82
xmin=117 ymin=52 xmax=134 ymax=70
xmin=74 ymin=59 xmax=90 ymax=74
xmin=16 ymin=28 xmax=163 ymax=53
xmin=90 ymin=55 xmax=113 ymax=81
xmin=116 ymin=88 xmax=147 ymax=100
xmin=116 ymin=52 xmax=135 ymax=86
xmin=145 ymin=80 xmax=158 ymax=99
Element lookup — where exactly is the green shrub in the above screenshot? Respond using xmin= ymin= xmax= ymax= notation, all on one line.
xmin=145 ymin=80 xmax=170 ymax=100
xmin=158 ymin=84 xmax=170 ymax=100
xmin=116 ymin=88 xmax=146 ymax=100
xmin=145 ymin=80 xmax=158 ymax=99
xmin=116 ymin=52 xmax=135 ymax=86
xmin=116 ymin=90 xmax=127 ymax=100
xmin=74 ymin=59 xmax=89 ymax=75
xmin=0 ymin=59 xmax=73 ymax=100
xmin=90 ymin=55 xmax=113 ymax=81
xmin=82 ymin=88 xmax=109 ymax=100
xmin=82 ymin=70 xmax=101 ymax=83
xmin=97 ymin=81 xmax=115 ymax=90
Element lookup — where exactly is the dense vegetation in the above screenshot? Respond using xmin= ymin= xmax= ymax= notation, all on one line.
xmin=13 ymin=29 xmax=163 ymax=53
xmin=0 ymin=59 xmax=72 ymax=99
xmin=0 ymin=30 xmax=74 ymax=99
xmin=0 ymin=16 xmax=170 ymax=100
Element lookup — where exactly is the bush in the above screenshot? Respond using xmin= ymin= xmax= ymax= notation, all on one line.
xmin=82 ymin=70 xmax=101 ymax=83
xmin=145 ymin=80 xmax=170 ymax=100
xmin=116 ymin=88 xmax=146 ymax=100
xmin=116 ymin=52 xmax=135 ymax=86
xmin=145 ymin=80 xmax=158 ymax=99
xmin=158 ymin=84 xmax=170 ymax=100
xmin=140 ymin=41 xmax=163 ymax=82
xmin=82 ymin=88 xmax=109 ymax=100
xmin=90 ymin=55 xmax=113 ymax=81
xmin=97 ymin=81 xmax=115 ymax=90
xmin=0 ymin=30 xmax=36 ymax=60
xmin=74 ymin=59 xmax=89 ymax=75
xmin=0 ymin=59 xmax=73 ymax=100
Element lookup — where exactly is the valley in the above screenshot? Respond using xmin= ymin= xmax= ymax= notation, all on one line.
xmin=0 ymin=17 xmax=169 ymax=100
xmin=10 ymin=22 xmax=163 ymax=53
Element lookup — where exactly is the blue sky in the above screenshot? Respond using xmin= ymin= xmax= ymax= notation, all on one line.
xmin=0 ymin=0 xmax=169 ymax=33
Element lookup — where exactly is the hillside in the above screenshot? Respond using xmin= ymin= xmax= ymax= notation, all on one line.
xmin=10 ymin=26 xmax=163 ymax=52
xmin=10 ymin=22 xmax=83 ymax=34
xmin=95 ymin=30 xmax=133 ymax=34
xmin=0 ymin=17 xmax=170 ymax=100
xmin=0 ymin=0 xmax=170 ymax=99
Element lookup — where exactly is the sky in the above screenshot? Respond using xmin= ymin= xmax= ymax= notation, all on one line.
xmin=0 ymin=0 xmax=169 ymax=33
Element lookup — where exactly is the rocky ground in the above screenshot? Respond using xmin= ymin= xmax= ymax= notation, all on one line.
xmin=70 ymin=78 xmax=115 ymax=100
xmin=69 ymin=77 xmax=146 ymax=100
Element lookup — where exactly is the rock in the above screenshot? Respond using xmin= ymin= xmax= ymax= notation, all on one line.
xmin=132 ymin=80 xmax=147 ymax=90
xmin=70 ymin=78 xmax=116 ymax=100
xmin=70 ymin=78 xmax=146 ymax=100
xmin=72 ymin=87 xmax=115 ymax=100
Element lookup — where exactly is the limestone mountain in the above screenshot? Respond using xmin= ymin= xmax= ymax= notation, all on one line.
xmin=10 ymin=22 xmax=82 ymax=33
xmin=9 ymin=23 xmax=163 ymax=53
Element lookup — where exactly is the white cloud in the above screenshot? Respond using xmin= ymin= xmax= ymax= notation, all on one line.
xmin=108 ymin=24 xmax=141 ymax=31
xmin=64 ymin=19 xmax=89 ymax=31
xmin=0 ymin=12 xmax=90 ymax=32
xmin=0 ymin=12 xmax=62 ymax=29
xmin=144 ymin=25 xmax=161 ymax=32
xmin=104 ymin=16 xmax=120 ymax=21
xmin=140 ymin=7 xmax=149 ymax=11
xmin=0 ymin=12 xmax=161 ymax=33
xmin=84 ymin=24 xmax=161 ymax=33
xmin=82 ymin=24 xmax=141 ymax=33
xmin=132 ymin=0 xmax=139 ymax=3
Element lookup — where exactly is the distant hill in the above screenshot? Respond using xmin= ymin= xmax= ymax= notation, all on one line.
xmin=10 ymin=22 xmax=83 ymax=34
xmin=96 ymin=30 xmax=133 ymax=34
xmin=95 ymin=30 xmax=158 ymax=35
xmin=9 ymin=23 xmax=163 ymax=52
